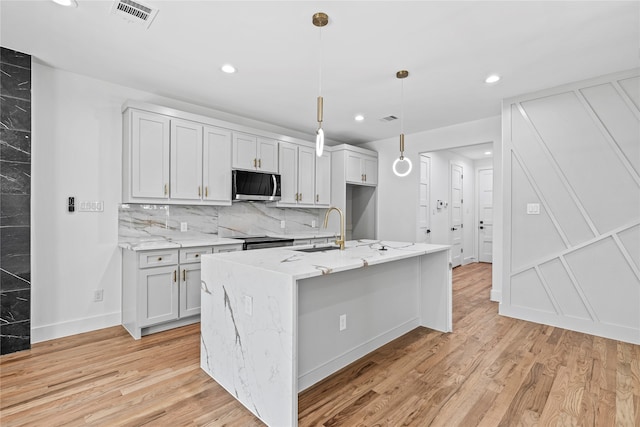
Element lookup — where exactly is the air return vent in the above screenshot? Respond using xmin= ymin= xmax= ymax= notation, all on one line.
xmin=380 ymin=115 xmax=398 ymax=122
xmin=111 ymin=0 xmax=158 ymax=29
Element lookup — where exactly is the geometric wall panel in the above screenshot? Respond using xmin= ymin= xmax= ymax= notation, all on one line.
xmin=504 ymin=70 xmax=640 ymax=344
xmin=538 ymin=258 xmax=591 ymax=320
xmin=510 ymin=153 xmax=566 ymax=271
xmin=510 ymin=268 xmax=556 ymax=314
xmin=618 ymin=224 xmax=640 ymax=271
xmin=564 ymin=237 xmax=640 ymax=329
xmin=618 ymin=76 xmax=640 ymax=112
xmin=521 ymin=91 xmax=640 ymax=235
xmin=581 ymin=83 xmax=640 ymax=177
xmin=511 ymin=104 xmax=594 ymax=246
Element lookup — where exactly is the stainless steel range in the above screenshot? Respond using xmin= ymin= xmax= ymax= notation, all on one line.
xmin=241 ymin=236 xmax=294 ymax=250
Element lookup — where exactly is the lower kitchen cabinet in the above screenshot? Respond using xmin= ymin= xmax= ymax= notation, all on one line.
xmin=122 ymin=243 xmax=242 ymax=339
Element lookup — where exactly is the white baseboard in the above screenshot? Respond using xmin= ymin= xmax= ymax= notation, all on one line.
xmin=490 ymin=289 xmax=502 ymax=302
xmin=31 ymin=311 xmax=121 ymax=343
xmin=463 ymin=257 xmax=477 ymax=265
xmin=297 ymin=318 xmax=420 ymax=392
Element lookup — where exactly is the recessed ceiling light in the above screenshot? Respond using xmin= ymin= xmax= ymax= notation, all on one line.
xmin=354 ymin=114 xmax=364 ymax=122
xmin=484 ymin=151 xmax=492 ymax=155
xmin=485 ymin=74 xmax=501 ymax=84
xmin=52 ymin=0 xmax=77 ymax=6
xmin=221 ymin=64 xmax=237 ymax=74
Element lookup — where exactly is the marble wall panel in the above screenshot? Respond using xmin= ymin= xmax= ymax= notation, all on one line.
xmin=0 ymin=47 xmax=31 ymax=355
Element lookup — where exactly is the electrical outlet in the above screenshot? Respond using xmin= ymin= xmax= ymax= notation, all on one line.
xmin=181 ymin=222 xmax=188 ymax=232
xmin=312 ymin=219 xmax=317 ymax=228
xmin=93 ymin=289 xmax=104 ymax=302
xmin=244 ymin=295 xmax=253 ymax=316
xmin=280 ymin=220 xmax=286 ymax=229
xmin=339 ymin=314 xmax=347 ymax=331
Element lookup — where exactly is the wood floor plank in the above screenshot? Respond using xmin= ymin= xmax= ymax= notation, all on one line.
xmin=2 ymin=262 xmax=638 ymax=426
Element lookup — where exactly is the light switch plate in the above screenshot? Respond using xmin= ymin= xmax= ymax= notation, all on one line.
xmin=527 ymin=203 xmax=540 ymax=215
xmin=180 ymin=222 xmax=188 ymax=232
xmin=280 ymin=220 xmax=286 ymax=229
xmin=244 ymin=295 xmax=253 ymax=316
xmin=77 ymin=200 xmax=104 ymax=212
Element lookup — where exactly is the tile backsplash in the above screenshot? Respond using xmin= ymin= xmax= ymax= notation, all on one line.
xmin=119 ymin=202 xmax=324 ymax=239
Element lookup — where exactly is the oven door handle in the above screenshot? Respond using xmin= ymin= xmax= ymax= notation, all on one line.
xmin=272 ymin=174 xmax=277 ymax=199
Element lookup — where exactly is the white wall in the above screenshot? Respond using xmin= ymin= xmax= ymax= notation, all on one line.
xmin=363 ymin=116 xmax=502 ymax=295
xmin=31 ymin=62 xmax=324 ymax=342
xmin=501 ymin=69 xmax=640 ymax=344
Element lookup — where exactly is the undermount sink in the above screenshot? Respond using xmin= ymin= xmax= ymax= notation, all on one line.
xmin=294 ymin=245 xmax=341 ymax=253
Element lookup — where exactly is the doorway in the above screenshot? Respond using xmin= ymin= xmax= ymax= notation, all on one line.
xmin=477 ymin=168 xmax=493 ymax=263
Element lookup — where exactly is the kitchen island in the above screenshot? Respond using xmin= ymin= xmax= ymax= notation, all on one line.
xmin=200 ymin=240 xmax=451 ymax=427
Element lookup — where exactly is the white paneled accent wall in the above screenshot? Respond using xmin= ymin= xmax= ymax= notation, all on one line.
xmin=502 ymin=69 xmax=640 ymax=344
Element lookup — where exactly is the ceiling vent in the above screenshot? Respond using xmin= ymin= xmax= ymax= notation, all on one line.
xmin=111 ymin=0 xmax=158 ymax=29
xmin=380 ymin=115 xmax=398 ymax=122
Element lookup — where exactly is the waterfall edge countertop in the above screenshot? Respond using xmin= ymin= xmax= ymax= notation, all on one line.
xmin=202 ymin=239 xmax=451 ymax=280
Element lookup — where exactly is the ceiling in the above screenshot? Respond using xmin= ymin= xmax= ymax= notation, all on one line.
xmin=1 ymin=1 xmax=638 ymax=146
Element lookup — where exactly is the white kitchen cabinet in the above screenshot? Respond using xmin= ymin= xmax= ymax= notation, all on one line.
xmin=123 ymin=105 xmax=232 ymax=205
xmin=278 ymin=142 xmax=330 ymax=207
xmin=170 ymin=119 xmax=203 ymax=201
xmin=203 ymin=126 xmax=232 ymax=204
xmin=125 ymin=245 xmax=248 ymax=339
xmin=126 ymin=110 xmax=171 ymax=200
xmin=232 ymin=133 xmax=278 ymax=173
xmin=315 ymin=151 xmax=331 ymax=206
xmin=346 ymin=152 xmax=377 ymax=185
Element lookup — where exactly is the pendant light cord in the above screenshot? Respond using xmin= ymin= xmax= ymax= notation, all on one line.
xmin=400 ymin=78 xmax=404 ymax=135
xmin=318 ymin=25 xmax=323 ymax=97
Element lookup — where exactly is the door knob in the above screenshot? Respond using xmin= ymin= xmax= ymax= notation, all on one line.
xmin=426 ymin=229 xmax=431 ymax=234
xmin=451 ymin=227 xmax=458 ymax=231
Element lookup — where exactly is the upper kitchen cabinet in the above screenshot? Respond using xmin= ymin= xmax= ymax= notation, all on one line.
xmin=345 ymin=151 xmax=378 ymax=186
xmin=232 ymin=133 xmax=278 ymax=173
xmin=202 ymin=126 xmax=232 ymax=204
xmin=124 ymin=109 xmax=171 ymax=200
xmin=278 ymin=142 xmax=331 ymax=208
xmin=122 ymin=103 xmax=232 ymax=205
xmin=170 ymin=119 xmax=203 ymax=200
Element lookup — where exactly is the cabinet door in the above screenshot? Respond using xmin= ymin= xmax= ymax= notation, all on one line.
xmin=257 ymin=137 xmax=279 ymax=173
xmin=139 ymin=266 xmax=179 ymax=327
xmin=131 ymin=111 xmax=170 ymax=199
xmin=203 ymin=126 xmax=232 ymax=203
xmin=297 ymin=145 xmax=315 ymax=204
xmin=345 ymin=152 xmax=364 ymax=184
xmin=179 ymin=263 xmax=202 ymax=318
xmin=170 ymin=119 xmax=203 ymax=200
xmin=278 ymin=142 xmax=299 ymax=204
xmin=315 ymin=151 xmax=331 ymax=205
xmin=362 ymin=156 xmax=378 ymax=185
xmin=232 ymin=133 xmax=258 ymax=170
xmin=213 ymin=244 xmax=243 ymax=253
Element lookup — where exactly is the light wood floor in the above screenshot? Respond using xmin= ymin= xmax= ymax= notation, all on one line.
xmin=1 ymin=263 xmax=638 ymax=426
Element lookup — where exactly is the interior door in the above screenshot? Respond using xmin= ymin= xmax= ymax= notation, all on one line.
xmin=417 ymin=154 xmax=431 ymax=243
xmin=450 ymin=163 xmax=463 ymax=267
xmin=478 ymin=168 xmax=493 ymax=263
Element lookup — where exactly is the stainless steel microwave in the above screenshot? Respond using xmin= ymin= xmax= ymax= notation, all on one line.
xmin=232 ymin=170 xmax=281 ymax=201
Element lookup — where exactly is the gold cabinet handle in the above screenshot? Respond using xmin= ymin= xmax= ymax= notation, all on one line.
xmin=182 ymin=269 xmax=186 ymax=281
xmin=316 ymin=194 xmax=319 ymax=203
xmin=205 ymin=186 xmax=208 ymax=197
xmin=164 ymin=184 xmax=168 ymax=195
xmin=258 ymin=158 xmax=262 ymax=168
xmin=195 ymin=254 xmax=200 ymax=258
xmin=364 ymin=174 xmax=367 ymax=182
xmin=361 ymin=174 xmax=364 ymax=182
xmin=173 ymin=270 xmax=177 ymax=283
xmin=295 ymin=193 xmax=299 ymax=201
xmin=253 ymin=158 xmax=257 ymax=168
xmin=299 ymin=193 xmax=302 ymax=201
xmin=198 ymin=186 xmax=201 ymax=197
xmin=157 ymin=257 xmax=162 ymax=261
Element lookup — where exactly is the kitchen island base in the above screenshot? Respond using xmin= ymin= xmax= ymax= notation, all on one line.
xmin=200 ymin=241 xmax=451 ymax=427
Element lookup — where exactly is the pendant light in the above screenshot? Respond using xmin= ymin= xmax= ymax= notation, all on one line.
xmin=313 ymin=12 xmax=328 ymax=157
xmin=393 ymin=70 xmax=412 ymax=177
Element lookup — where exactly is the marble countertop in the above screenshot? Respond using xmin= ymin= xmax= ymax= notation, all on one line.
xmin=202 ymin=240 xmax=450 ymax=280
xmin=118 ymin=230 xmax=338 ymax=251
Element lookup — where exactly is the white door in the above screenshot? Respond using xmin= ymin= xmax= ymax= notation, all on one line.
xmin=478 ymin=168 xmax=493 ymax=263
xmin=180 ymin=263 xmax=202 ymax=318
xmin=256 ymin=137 xmax=279 ymax=173
xmin=203 ymin=126 xmax=232 ymax=203
xmin=139 ymin=266 xmax=179 ymax=327
xmin=315 ymin=151 xmax=331 ymax=206
xmin=362 ymin=156 xmax=378 ymax=185
xmin=278 ymin=142 xmax=298 ymax=204
xmin=450 ymin=163 xmax=463 ymax=267
xmin=131 ymin=111 xmax=170 ymax=199
xmin=297 ymin=145 xmax=315 ymax=204
xmin=170 ymin=119 xmax=203 ymax=200
xmin=345 ymin=153 xmax=364 ymax=184
xmin=232 ymin=133 xmax=258 ymax=170
xmin=417 ymin=154 xmax=431 ymax=243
